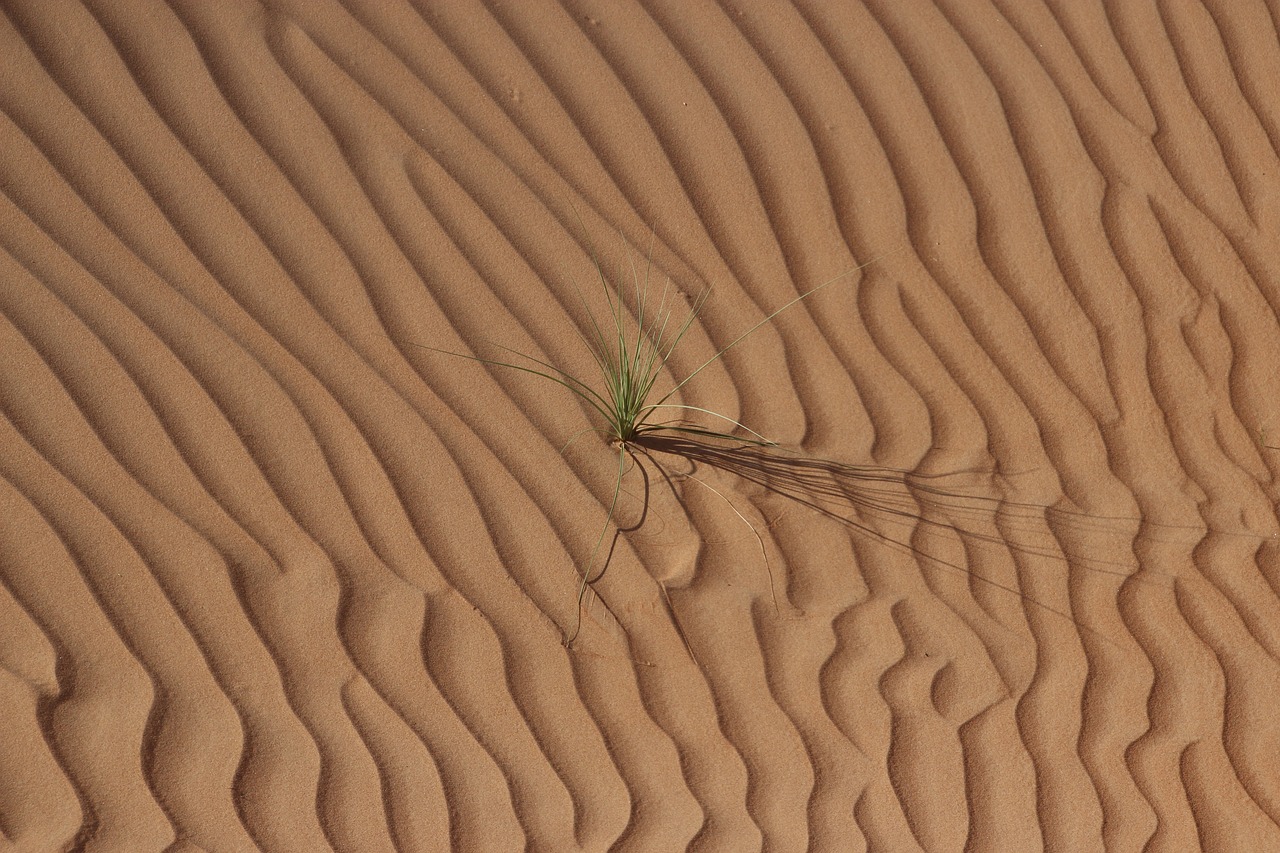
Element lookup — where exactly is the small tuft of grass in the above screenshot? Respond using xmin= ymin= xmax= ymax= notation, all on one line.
xmin=411 ymin=229 xmax=888 ymax=646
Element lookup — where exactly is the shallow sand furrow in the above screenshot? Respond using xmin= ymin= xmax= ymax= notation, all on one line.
xmin=339 ymin=673 xmax=449 ymax=853
xmin=336 ymin=584 xmax=529 ymax=852
xmin=820 ymin=598 xmax=908 ymax=846
xmin=643 ymin=1 xmax=936 ymax=472
xmin=1162 ymin=1 xmax=1280 ymax=231
xmin=1108 ymin=5 xmax=1247 ymax=232
xmin=0 ymin=527 xmax=84 ymax=853
xmin=918 ymin=2 xmax=1127 ymax=422
xmin=0 ymin=308 xmax=344 ymax=850
xmin=870 ymin=4 xmax=1280 ymax=845
xmin=959 ymin=701 xmax=1044 ymax=850
xmin=862 ymin=5 xmax=1127 ymax=515
xmin=0 ymin=668 xmax=83 ymax=851
xmin=1173 ymin=561 xmax=1280 ymax=826
xmin=2 ymin=127 xmax=411 ymax=853
xmin=755 ymin=572 xmax=872 ymax=849
xmin=682 ymin=599 xmax=813 ymax=850
xmin=1181 ymin=739 xmax=1280 ymax=851
xmin=0 ymin=445 xmax=172 ymax=851
xmin=4 ymin=15 xmax=636 ymax=846
xmin=716 ymin=3 xmax=936 ymax=466
xmin=1 ymin=155 xmax=487 ymax=853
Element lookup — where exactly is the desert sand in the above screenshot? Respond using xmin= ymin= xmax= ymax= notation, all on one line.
xmin=3 ymin=1 xmax=1280 ymax=851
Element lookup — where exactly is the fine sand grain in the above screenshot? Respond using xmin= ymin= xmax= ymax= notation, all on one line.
xmin=3 ymin=2 xmax=1280 ymax=851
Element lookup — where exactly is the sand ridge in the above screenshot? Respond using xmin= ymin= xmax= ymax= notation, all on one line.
xmin=2 ymin=1 xmax=1280 ymax=851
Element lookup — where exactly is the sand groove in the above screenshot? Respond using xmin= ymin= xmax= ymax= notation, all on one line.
xmin=3 ymin=1 xmax=1280 ymax=851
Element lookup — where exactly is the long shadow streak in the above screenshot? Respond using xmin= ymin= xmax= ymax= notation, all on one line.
xmin=631 ymin=434 xmax=1185 ymax=640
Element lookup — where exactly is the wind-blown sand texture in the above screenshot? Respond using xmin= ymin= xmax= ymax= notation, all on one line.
xmin=3 ymin=1 xmax=1280 ymax=851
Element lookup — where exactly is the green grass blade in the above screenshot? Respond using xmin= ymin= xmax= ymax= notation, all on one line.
xmin=637 ymin=402 xmax=775 ymax=444
xmin=403 ymin=340 xmax=619 ymax=429
xmin=653 ymin=250 xmax=898 ymax=410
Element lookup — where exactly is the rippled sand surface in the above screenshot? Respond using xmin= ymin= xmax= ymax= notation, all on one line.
xmin=3 ymin=2 xmax=1280 ymax=851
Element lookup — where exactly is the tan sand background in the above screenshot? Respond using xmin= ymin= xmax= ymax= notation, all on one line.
xmin=4 ymin=1 xmax=1280 ymax=851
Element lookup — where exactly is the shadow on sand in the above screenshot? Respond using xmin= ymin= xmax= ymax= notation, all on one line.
xmin=618 ymin=434 xmax=1195 ymax=639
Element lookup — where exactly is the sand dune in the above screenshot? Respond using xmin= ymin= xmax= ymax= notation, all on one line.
xmin=3 ymin=1 xmax=1280 ymax=850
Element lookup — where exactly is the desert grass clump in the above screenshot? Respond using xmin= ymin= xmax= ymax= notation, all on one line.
xmin=414 ymin=234 xmax=883 ymax=646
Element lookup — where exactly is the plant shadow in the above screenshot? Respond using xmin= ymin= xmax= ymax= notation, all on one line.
xmin=621 ymin=434 xmax=1196 ymax=639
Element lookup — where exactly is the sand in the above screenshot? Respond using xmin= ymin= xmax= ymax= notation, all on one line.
xmin=3 ymin=1 xmax=1280 ymax=851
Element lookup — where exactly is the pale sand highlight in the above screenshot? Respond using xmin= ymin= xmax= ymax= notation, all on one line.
xmin=2 ymin=1 xmax=1280 ymax=851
